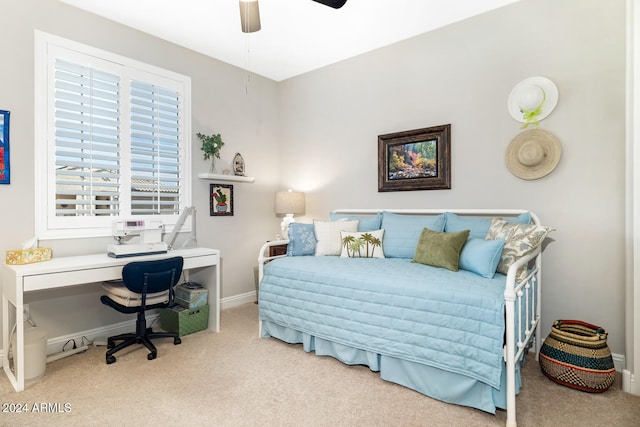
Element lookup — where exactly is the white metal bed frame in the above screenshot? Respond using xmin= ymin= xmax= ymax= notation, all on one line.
xmin=258 ymin=209 xmax=542 ymax=427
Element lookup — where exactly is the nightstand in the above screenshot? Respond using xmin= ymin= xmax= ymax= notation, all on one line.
xmin=269 ymin=243 xmax=288 ymax=257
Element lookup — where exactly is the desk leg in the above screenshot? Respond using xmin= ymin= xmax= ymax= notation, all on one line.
xmin=187 ymin=263 xmax=220 ymax=333
xmin=2 ymin=294 xmax=24 ymax=392
xmin=1 ymin=292 xmax=11 ymax=386
xmin=213 ymin=263 xmax=220 ymax=332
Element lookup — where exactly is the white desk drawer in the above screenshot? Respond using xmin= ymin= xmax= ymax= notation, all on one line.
xmin=24 ymin=266 xmax=123 ymax=292
xmin=183 ymin=253 xmax=219 ymax=270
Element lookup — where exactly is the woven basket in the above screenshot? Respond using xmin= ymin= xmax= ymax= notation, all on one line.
xmin=539 ymin=319 xmax=615 ymax=392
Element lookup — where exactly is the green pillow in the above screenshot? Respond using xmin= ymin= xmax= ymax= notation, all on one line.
xmin=412 ymin=228 xmax=470 ymax=271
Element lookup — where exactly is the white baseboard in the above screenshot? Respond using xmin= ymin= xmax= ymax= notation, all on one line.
xmin=613 ymin=352 xmax=625 ymax=373
xmin=45 ymin=315 xmax=161 ymax=354
xmin=0 ymin=293 xmax=258 ymax=368
xmin=623 ymin=369 xmax=640 ymax=395
xmin=220 ymin=290 xmax=256 ymax=309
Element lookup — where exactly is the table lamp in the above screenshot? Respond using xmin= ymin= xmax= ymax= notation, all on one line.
xmin=275 ymin=190 xmax=305 ymax=237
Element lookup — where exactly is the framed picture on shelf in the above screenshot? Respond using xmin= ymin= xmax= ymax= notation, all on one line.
xmin=210 ymin=183 xmax=234 ymax=216
xmin=0 ymin=110 xmax=10 ymax=185
xmin=378 ymin=124 xmax=451 ymax=192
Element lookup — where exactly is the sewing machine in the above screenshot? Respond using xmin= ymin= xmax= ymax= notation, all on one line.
xmin=107 ymin=219 xmax=168 ymax=258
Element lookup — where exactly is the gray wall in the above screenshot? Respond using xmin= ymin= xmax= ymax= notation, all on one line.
xmin=279 ymin=0 xmax=628 ymax=354
xmin=0 ymin=0 xmax=630 ymax=359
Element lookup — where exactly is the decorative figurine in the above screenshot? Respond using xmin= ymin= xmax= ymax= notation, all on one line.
xmin=233 ymin=153 xmax=245 ymax=176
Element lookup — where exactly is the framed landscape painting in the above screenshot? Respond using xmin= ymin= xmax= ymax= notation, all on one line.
xmin=378 ymin=124 xmax=450 ymax=192
xmin=0 ymin=110 xmax=10 ymax=184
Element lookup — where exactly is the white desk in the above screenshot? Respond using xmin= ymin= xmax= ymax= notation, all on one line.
xmin=1 ymin=247 xmax=219 ymax=392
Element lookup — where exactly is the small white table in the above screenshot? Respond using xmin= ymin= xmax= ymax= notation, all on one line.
xmin=1 ymin=247 xmax=220 ymax=392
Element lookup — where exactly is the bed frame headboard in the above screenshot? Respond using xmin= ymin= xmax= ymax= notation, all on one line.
xmin=331 ymin=208 xmax=540 ymax=225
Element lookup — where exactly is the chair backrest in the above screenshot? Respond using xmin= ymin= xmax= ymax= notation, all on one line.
xmin=122 ymin=256 xmax=184 ymax=295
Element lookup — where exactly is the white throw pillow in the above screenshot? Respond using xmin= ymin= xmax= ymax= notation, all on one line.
xmin=314 ymin=220 xmax=359 ymax=256
xmin=340 ymin=229 xmax=385 ymax=258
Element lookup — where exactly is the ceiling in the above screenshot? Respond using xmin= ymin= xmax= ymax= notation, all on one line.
xmin=59 ymin=0 xmax=520 ymax=82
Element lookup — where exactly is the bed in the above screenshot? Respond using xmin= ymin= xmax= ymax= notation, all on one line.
xmin=257 ymin=209 xmax=549 ymax=427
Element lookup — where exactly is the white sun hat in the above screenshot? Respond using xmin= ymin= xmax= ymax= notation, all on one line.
xmin=505 ymin=129 xmax=562 ymax=180
xmin=508 ymin=76 xmax=558 ymax=128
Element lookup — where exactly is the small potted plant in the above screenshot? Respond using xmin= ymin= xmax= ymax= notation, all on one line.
xmin=197 ymin=132 xmax=224 ymax=173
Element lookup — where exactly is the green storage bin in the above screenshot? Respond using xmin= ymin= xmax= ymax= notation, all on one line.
xmin=160 ymin=304 xmax=209 ymax=336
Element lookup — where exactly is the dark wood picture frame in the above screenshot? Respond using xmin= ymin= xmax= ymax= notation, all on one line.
xmin=378 ymin=124 xmax=451 ymax=192
xmin=210 ymin=183 xmax=234 ymax=216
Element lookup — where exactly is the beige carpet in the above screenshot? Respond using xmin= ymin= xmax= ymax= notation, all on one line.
xmin=1 ymin=303 xmax=639 ymax=427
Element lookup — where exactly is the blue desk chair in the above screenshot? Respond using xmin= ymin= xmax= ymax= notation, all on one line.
xmin=100 ymin=256 xmax=184 ymax=364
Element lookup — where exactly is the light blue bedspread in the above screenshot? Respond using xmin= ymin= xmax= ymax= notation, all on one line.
xmin=259 ymin=256 xmax=508 ymax=389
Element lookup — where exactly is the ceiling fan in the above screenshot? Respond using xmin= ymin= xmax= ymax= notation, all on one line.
xmin=240 ymin=0 xmax=347 ymax=33
xmin=311 ymin=0 xmax=348 ymax=8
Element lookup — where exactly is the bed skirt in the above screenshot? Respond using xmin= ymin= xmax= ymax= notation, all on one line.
xmin=261 ymin=320 xmax=523 ymax=414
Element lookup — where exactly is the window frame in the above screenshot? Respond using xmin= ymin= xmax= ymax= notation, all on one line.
xmin=35 ymin=31 xmax=192 ymax=240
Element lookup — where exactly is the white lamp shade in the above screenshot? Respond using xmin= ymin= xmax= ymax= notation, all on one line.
xmin=240 ymin=0 xmax=261 ymax=33
xmin=275 ymin=191 xmax=305 ymax=215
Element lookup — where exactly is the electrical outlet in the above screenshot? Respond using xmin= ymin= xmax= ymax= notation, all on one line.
xmin=23 ymin=304 xmax=30 ymax=318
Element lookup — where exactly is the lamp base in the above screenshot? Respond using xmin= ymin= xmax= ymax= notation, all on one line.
xmin=280 ymin=214 xmax=296 ymax=237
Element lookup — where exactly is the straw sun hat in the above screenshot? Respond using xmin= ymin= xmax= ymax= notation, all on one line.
xmin=505 ymin=129 xmax=562 ymax=180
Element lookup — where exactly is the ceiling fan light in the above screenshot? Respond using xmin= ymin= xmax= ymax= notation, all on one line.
xmin=239 ymin=0 xmax=261 ymax=33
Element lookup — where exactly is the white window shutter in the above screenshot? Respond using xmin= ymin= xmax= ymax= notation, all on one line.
xmin=54 ymin=59 xmax=121 ymax=217
xmin=130 ymin=80 xmax=182 ymax=215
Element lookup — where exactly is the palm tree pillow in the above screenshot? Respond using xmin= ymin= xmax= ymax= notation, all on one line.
xmin=340 ymin=229 xmax=385 ymax=259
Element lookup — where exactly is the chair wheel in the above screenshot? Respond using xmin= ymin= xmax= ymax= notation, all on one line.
xmin=174 ymin=337 xmax=181 ymax=345
xmin=106 ymin=355 xmax=116 ymax=364
xmin=147 ymin=352 xmax=157 ymax=361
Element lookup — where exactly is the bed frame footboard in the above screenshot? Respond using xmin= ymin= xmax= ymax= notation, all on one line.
xmin=504 ymin=246 xmax=542 ymax=427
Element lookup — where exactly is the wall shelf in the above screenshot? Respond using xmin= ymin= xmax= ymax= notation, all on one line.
xmin=197 ymin=173 xmax=255 ymax=183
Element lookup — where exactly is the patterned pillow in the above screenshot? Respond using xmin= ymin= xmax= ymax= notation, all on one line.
xmin=340 ymin=229 xmax=385 ymax=258
xmin=485 ymin=218 xmax=553 ymax=279
xmin=286 ymin=223 xmax=317 ymax=256
xmin=314 ymin=219 xmax=359 ymax=256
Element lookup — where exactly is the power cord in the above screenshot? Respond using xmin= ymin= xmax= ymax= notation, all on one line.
xmin=62 ymin=339 xmax=77 ymax=351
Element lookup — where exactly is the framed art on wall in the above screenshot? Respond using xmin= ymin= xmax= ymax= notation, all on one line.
xmin=210 ymin=183 xmax=234 ymax=216
xmin=378 ymin=124 xmax=451 ymax=192
xmin=0 ymin=110 xmax=10 ymax=184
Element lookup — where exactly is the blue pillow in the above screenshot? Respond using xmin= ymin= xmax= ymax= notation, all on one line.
xmin=286 ymin=223 xmax=317 ymax=256
xmin=381 ymin=211 xmax=446 ymax=258
xmin=329 ymin=212 xmax=382 ymax=232
xmin=459 ymin=237 xmax=505 ymax=278
xmin=444 ymin=212 xmax=531 ymax=239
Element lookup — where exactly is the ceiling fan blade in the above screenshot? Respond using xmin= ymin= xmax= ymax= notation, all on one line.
xmin=311 ymin=0 xmax=348 ymax=9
